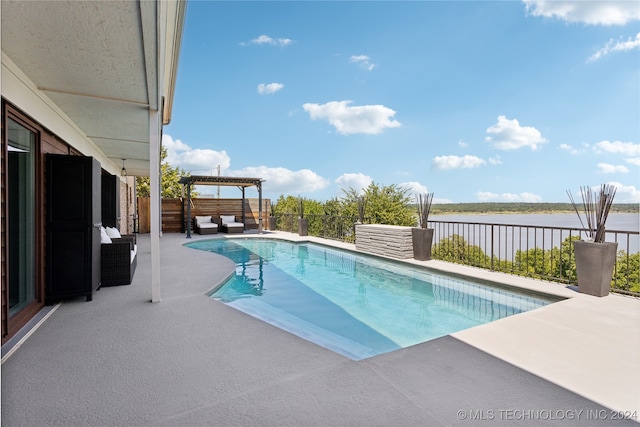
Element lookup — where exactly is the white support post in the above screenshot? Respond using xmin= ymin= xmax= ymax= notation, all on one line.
xmin=0 ymin=8 xmax=4 ymax=335
xmin=150 ymin=110 xmax=162 ymax=302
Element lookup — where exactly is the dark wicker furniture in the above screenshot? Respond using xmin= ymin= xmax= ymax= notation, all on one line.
xmin=194 ymin=215 xmax=218 ymax=234
xmin=101 ymin=234 xmax=137 ymax=287
xmin=220 ymin=215 xmax=244 ymax=233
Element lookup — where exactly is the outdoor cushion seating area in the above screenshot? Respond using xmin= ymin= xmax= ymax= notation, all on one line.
xmin=194 ymin=215 xmax=218 ymax=234
xmin=100 ymin=227 xmax=137 ymax=287
xmin=220 ymin=215 xmax=244 ymax=233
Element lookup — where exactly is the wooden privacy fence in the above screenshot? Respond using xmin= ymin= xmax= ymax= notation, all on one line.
xmin=137 ymin=197 xmax=272 ymax=233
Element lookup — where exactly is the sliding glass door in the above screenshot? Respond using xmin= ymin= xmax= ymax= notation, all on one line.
xmin=7 ymin=118 xmax=36 ymax=317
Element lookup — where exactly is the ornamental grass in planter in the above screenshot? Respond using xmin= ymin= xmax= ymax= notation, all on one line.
xmin=412 ymin=192 xmax=434 ymax=261
xmin=298 ymin=197 xmax=308 ymax=236
xmin=567 ymin=184 xmax=617 ymax=297
xmin=268 ymin=202 xmax=277 ymax=231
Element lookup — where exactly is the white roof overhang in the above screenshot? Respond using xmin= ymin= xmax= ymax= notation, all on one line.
xmin=1 ymin=0 xmax=186 ymax=176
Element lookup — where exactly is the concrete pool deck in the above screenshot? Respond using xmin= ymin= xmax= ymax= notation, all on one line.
xmin=2 ymin=232 xmax=639 ymax=426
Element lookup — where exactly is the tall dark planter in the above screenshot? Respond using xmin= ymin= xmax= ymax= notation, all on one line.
xmin=268 ymin=216 xmax=277 ymax=231
xmin=412 ymin=227 xmax=434 ymax=261
xmin=574 ymin=240 xmax=617 ymax=297
xmin=298 ymin=218 xmax=308 ymax=236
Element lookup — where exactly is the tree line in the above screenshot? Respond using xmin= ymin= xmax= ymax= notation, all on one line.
xmin=433 ymin=234 xmax=639 ymax=293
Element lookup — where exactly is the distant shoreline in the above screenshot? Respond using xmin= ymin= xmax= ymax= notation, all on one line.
xmin=428 ymin=203 xmax=638 ymax=215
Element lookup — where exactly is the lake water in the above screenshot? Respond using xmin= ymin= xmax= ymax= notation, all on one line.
xmin=430 ymin=213 xmax=638 ymax=232
xmin=429 ymin=213 xmax=639 ymax=256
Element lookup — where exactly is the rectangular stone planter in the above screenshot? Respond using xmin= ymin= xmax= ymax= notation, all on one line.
xmin=355 ymin=224 xmax=413 ymax=259
xmin=574 ymin=240 xmax=618 ymax=297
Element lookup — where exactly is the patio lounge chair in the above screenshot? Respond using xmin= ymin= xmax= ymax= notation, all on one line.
xmin=194 ymin=215 xmax=218 ymax=234
xmin=220 ymin=215 xmax=244 ymax=233
xmin=101 ymin=227 xmax=137 ymax=286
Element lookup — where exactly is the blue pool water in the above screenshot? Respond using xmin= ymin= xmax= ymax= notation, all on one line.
xmin=187 ymin=238 xmax=560 ymax=360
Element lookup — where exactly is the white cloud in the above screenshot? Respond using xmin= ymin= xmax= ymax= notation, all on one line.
xmin=335 ymin=173 xmax=372 ymax=194
xmin=162 ymin=134 xmax=230 ymax=173
xmin=559 ymin=142 xmax=591 ymax=155
xmin=626 ymin=157 xmax=640 ymax=166
xmin=303 ymin=101 xmax=401 ymax=135
xmin=488 ymin=156 xmax=502 ymax=165
xmin=241 ymin=34 xmax=293 ymax=47
xmin=485 ymin=115 xmax=547 ymax=151
xmin=476 ymin=191 xmax=543 ymax=202
xmin=588 ymin=32 xmax=640 ymax=62
xmin=523 ymin=1 xmax=640 ymax=25
xmin=350 ymin=55 xmax=375 ymax=71
xmin=400 ymin=181 xmax=429 ymax=196
xmin=458 ymin=139 xmax=468 ymax=148
xmin=559 ymin=143 xmax=579 ymax=154
xmin=597 ymin=163 xmax=629 ymax=174
xmin=229 ymin=166 xmax=329 ymax=194
xmin=611 ymin=182 xmax=640 ymax=202
xmin=595 ymin=140 xmax=640 ymax=156
xmin=162 ymin=133 xmax=190 ymax=152
xmin=432 ymin=155 xmax=486 ymax=170
xmin=257 ymin=83 xmax=284 ymax=95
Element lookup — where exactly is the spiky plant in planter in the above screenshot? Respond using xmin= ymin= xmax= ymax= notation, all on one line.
xmin=268 ymin=201 xmax=277 ymax=231
xmin=298 ymin=197 xmax=308 ymax=236
xmin=566 ymin=184 xmax=617 ymax=296
xmin=416 ymin=192 xmax=434 ymax=228
xmin=412 ymin=192 xmax=435 ymax=261
xmin=567 ymin=184 xmax=616 ymax=243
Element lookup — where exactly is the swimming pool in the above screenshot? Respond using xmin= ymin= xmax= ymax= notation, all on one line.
xmin=187 ymin=238 xmax=561 ymax=360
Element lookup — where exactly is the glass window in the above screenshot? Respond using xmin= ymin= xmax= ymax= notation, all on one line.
xmin=8 ymin=118 xmax=36 ymax=316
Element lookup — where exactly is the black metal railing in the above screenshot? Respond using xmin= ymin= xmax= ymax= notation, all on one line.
xmin=272 ymin=213 xmax=367 ymax=243
xmin=269 ymin=214 xmax=639 ymax=296
xmin=428 ymin=220 xmax=639 ymax=297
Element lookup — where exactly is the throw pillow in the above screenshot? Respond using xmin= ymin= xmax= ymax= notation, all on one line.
xmin=101 ymin=227 xmax=112 ymax=244
xmin=106 ymin=227 xmax=122 ymax=239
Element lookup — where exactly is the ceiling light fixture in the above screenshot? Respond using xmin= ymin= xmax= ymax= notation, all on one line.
xmin=121 ymin=159 xmax=127 ymax=176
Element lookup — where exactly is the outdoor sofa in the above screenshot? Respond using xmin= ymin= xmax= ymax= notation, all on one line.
xmin=100 ymin=227 xmax=137 ymax=287
xmin=220 ymin=215 xmax=244 ymax=233
xmin=194 ymin=215 xmax=219 ymax=234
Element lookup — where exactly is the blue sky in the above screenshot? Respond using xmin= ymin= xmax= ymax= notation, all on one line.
xmin=164 ymin=1 xmax=640 ymax=203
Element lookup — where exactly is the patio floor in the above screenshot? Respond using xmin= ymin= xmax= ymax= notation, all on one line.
xmin=2 ymin=232 xmax=639 ymax=426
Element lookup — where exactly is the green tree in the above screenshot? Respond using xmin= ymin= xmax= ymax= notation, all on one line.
xmin=432 ymin=234 xmax=491 ymax=266
xmin=613 ymin=251 xmax=640 ymax=293
xmin=272 ymin=195 xmax=302 ymax=216
xmin=136 ymin=147 xmax=197 ymax=198
xmin=340 ymin=182 xmax=415 ymax=226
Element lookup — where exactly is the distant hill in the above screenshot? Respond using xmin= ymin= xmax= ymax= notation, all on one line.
xmin=428 ymin=202 xmax=639 ymax=215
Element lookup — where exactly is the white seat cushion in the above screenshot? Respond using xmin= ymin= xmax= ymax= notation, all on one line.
xmin=199 ymin=223 xmax=218 ymax=229
xmin=195 ymin=215 xmax=212 ymax=224
xmin=225 ymin=222 xmax=244 ymax=227
xmin=220 ymin=215 xmax=235 ymax=225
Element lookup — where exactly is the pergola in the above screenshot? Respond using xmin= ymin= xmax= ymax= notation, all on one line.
xmin=178 ymin=175 xmax=264 ymax=238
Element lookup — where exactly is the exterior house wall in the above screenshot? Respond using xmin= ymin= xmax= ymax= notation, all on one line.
xmin=1 ymin=60 xmax=136 ymax=343
xmin=120 ymin=177 xmax=136 ymax=235
xmin=1 ymin=0 xmax=185 ymax=341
